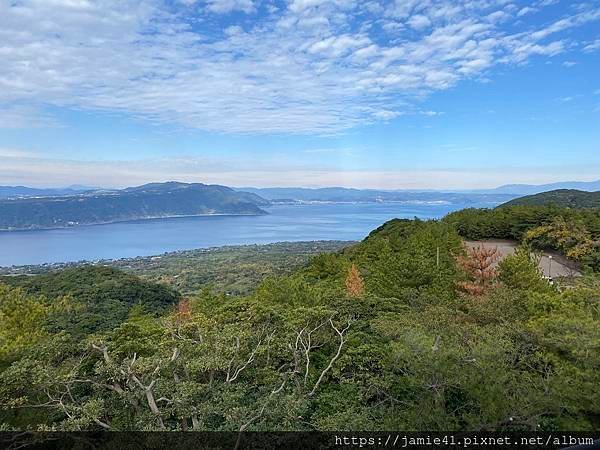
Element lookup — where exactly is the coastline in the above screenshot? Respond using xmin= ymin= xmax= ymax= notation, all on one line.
xmin=0 ymin=240 xmax=355 ymax=273
xmin=0 ymin=211 xmax=267 ymax=233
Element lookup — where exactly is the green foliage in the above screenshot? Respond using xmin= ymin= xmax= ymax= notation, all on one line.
xmin=360 ymin=220 xmax=462 ymax=299
xmin=1 ymin=266 xmax=180 ymax=335
xmin=1 ymin=217 xmax=599 ymax=432
xmin=498 ymin=246 xmax=550 ymax=293
xmin=0 ymin=284 xmax=49 ymax=362
xmin=502 ymin=189 xmax=600 ymax=209
xmin=445 ymin=205 xmax=600 ymax=271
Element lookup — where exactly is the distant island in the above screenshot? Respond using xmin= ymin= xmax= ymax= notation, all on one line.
xmin=501 ymin=189 xmax=600 ymax=208
xmin=0 ymin=182 xmax=269 ymax=231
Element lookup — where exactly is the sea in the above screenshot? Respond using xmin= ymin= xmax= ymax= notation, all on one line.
xmin=0 ymin=202 xmax=496 ymax=267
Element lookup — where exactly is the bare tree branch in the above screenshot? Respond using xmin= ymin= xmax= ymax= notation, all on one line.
xmin=308 ymin=318 xmax=351 ymax=397
xmin=227 ymin=336 xmax=263 ymax=383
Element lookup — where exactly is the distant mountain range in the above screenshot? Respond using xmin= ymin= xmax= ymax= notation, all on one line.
xmin=472 ymin=180 xmax=600 ymax=195
xmin=0 ymin=185 xmax=95 ymax=199
xmin=502 ymin=189 xmax=600 ymax=208
xmin=2 ymin=179 xmax=598 ymax=200
xmin=0 ymin=182 xmax=269 ymax=231
xmin=1 ymin=180 xmax=598 ymax=232
xmin=240 ymin=180 xmax=600 ymax=202
xmin=237 ymin=187 xmax=516 ymax=204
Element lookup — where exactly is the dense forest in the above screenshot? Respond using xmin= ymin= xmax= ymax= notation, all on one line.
xmin=1 ymin=206 xmax=599 ymax=432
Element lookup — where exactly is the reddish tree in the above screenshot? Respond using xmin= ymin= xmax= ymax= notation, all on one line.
xmin=345 ymin=264 xmax=365 ymax=298
xmin=456 ymin=244 xmax=500 ymax=296
xmin=174 ymin=298 xmax=192 ymax=323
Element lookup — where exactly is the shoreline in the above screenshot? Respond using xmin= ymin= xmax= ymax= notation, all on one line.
xmin=0 ymin=200 xmax=501 ymax=232
xmin=0 ymin=211 xmax=267 ymax=233
xmin=0 ymin=240 xmax=356 ymax=273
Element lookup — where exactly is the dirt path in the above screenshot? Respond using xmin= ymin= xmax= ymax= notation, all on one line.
xmin=464 ymin=239 xmax=582 ymax=278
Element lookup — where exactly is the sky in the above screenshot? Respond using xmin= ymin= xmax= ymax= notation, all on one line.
xmin=0 ymin=0 xmax=599 ymax=189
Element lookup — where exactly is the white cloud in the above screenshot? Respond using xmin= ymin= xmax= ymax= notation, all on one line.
xmin=0 ymin=0 xmax=598 ymax=134
xmin=307 ymin=34 xmax=371 ymax=57
xmin=407 ymin=14 xmax=431 ymax=30
xmin=583 ymin=39 xmax=600 ymax=52
xmin=529 ymin=9 xmax=600 ymax=41
xmin=562 ymin=61 xmax=576 ymax=67
xmin=204 ymin=0 xmax=255 ymax=14
xmin=372 ymin=110 xmax=403 ymax=120
xmin=0 ymin=104 xmax=61 ymax=129
xmin=517 ymin=7 xmax=536 ymax=17
xmin=419 ymin=110 xmax=443 ymax=116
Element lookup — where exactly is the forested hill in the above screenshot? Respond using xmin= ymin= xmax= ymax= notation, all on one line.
xmin=0 ymin=182 xmax=269 ymax=231
xmin=2 ymin=210 xmax=599 ymax=432
xmin=501 ymin=189 xmax=600 ymax=208
xmin=1 ymin=265 xmax=180 ymax=335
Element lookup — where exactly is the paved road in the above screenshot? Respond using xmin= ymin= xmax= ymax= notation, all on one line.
xmin=464 ymin=239 xmax=582 ymax=278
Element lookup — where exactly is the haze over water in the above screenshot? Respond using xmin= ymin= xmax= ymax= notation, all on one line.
xmin=0 ymin=202 xmax=497 ymax=267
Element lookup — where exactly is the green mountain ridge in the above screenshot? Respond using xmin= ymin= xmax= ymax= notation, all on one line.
xmin=501 ymin=189 xmax=600 ymax=208
xmin=0 ymin=182 xmax=269 ymax=231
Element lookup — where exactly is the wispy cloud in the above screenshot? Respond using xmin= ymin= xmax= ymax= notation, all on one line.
xmin=0 ymin=148 xmax=40 ymax=158
xmin=1 ymin=0 xmax=599 ymax=134
xmin=583 ymin=39 xmax=600 ymax=52
xmin=517 ymin=7 xmax=537 ymax=17
xmin=0 ymin=104 xmax=61 ymax=129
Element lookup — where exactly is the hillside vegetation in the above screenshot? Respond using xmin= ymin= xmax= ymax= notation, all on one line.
xmin=1 ymin=241 xmax=353 ymax=296
xmin=1 ymin=266 xmax=180 ymax=336
xmin=0 ymin=182 xmax=269 ymax=231
xmin=444 ymin=205 xmax=600 ymax=271
xmin=1 ymin=209 xmax=599 ymax=432
xmin=501 ymin=189 xmax=600 ymax=208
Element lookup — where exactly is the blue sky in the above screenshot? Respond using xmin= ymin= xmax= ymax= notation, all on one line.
xmin=0 ymin=0 xmax=599 ymax=189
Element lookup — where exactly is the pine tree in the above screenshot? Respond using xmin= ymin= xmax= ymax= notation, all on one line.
xmin=456 ymin=244 xmax=500 ymax=295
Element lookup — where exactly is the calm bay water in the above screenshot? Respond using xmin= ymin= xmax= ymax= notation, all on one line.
xmin=0 ymin=202 xmax=494 ymax=267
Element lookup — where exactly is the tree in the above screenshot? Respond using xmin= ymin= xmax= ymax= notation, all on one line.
xmin=345 ymin=265 xmax=364 ymax=298
xmin=0 ymin=284 xmax=49 ymax=361
xmin=498 ymin=246 xmax=550 ymax=293
xmin=456 ymin=244 xmax=500 ymax=295
xmin=174 ymin=298 xmax=193 ymax=323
